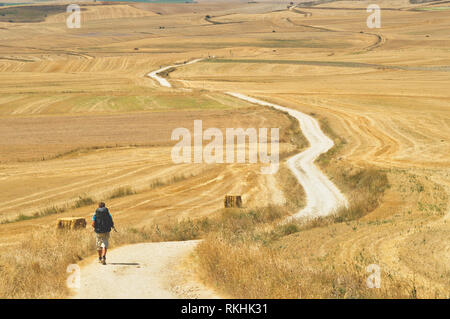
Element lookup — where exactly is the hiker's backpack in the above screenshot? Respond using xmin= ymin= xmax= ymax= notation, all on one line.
xmin=94 ymin=208 xmax=113 ymax=233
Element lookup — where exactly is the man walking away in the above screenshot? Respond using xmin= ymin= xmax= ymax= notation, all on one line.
xmin=92 ymin=202 xmax=115 ymax=265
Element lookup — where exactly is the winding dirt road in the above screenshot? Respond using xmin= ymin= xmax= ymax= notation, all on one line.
xmin=147 ymin=59 xmax=203 ymax=88
xmin=226 ymin=92 xmax=347 ymax=219
xmin=73 ymin=58 xmax=347 ymax=298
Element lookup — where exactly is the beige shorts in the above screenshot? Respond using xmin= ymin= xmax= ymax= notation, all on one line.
xmin=96 ymin=232 xmax=110 ymax=250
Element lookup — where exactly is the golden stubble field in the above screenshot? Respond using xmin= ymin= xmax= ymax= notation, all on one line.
xmin=169 ymin=1 xmax=450 ymax=297
xmin=0 ymin=0 xmax=449 ymax=298
xmin=0 ymin=1 xmax=303 ymax=252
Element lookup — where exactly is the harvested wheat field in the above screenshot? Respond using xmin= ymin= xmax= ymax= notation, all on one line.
xmin=0 ymin=0 xmax=448 ymax=300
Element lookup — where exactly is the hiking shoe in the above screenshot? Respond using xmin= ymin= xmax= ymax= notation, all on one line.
xmin=101 ymin=257 xmax=106 ymax=265
xmin=98 ymin=257 xmax=102 ymax=264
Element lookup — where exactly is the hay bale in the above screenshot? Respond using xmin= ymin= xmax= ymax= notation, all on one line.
xmin=56 ymin=217 xmax=86 ymax=230
xmin=224 ymin=195 xmax=242 ymax=208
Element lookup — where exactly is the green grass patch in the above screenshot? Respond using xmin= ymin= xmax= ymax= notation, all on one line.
xmin=0 ymin=5 xmax=68 ymax=23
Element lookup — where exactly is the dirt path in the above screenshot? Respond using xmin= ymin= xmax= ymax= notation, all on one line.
xmin=149 ymin=60 xmax=347 ymax=219
xmin=72 ymin=241 xmax=219 ymax=299
xmin=74 ymin=58 xmax=347 ymax=298
xmin=226 ymin=93 xmax=347 ymax=219
xmin=147 ymin=58 xmax=203 ymax=88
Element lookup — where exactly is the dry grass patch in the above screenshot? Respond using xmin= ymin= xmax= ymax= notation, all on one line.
xmin=108 ymin=186 xmax=136 ymax=200
xmin=315 ymin=116 xmax=347 ymax=167
xmin=197 ymin=233 xmax=412 ymax=299
xmin=194 ymin=111 xmax=398 ymax=298
xmin=0 ymin=197 xmax=94 ymax=225
xmin=194 ymin=167 xmax=409 ymax=298
xmin=0 ymin=228 xmax=94 ymax=298
xmin=195 ymin=193 xmax=414 ymax=298
xmin=0 ymin=204 xmax=288 ymax=298
xmin=149 ymin=173 xmax=195 ymax=189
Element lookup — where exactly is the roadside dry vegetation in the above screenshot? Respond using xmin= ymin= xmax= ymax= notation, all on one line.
xmin=0 ymin=202 xmax=290 ymax=298
xmin=0 ymin=0 xmax=448 ymax=299
xmin=0 ymin=130 xmax=444 ymax=298
xmin=0 ymin=116 xmax=394 ymax=299
xmin=0 ymin=99 xmax=435 ymax=299
xmin=195 ymin=166 xmax=405 ymax=299
xmin=192 ymin=110 xmax=448 ymax=298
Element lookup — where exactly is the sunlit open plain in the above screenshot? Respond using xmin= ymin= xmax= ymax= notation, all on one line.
xmin=0 ymin=0 xmax=448 ymax=298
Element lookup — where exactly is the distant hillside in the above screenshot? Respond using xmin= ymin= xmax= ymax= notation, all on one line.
xmin=0 ymin=4 xmax=68 ymax=22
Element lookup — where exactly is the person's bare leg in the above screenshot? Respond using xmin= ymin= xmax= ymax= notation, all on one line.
xmin=102 ymin=248 xmax=107 ymax=258
xmin=97 ymin=250 xmax=102 ymax=258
